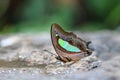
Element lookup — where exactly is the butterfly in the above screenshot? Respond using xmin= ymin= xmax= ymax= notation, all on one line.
xmin=51 ymin=23 xmax=92 ymax=63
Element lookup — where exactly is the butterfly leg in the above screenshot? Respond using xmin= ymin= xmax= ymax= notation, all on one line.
xmin=55 ymin=56 xmax=67 ymax=62
xmin=65 ymin=61 xmax=76 ymax=67
xmin=65 ymin=57 xmax=72 ymax=62
xmin=55 ymin=56 xmax=61 ymax=60
xmin=55 ymin=56 xmax=71 ymax=63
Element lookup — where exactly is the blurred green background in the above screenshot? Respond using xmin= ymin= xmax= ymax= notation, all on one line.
xmin=0 ymin=0 xmax=120 ymax=33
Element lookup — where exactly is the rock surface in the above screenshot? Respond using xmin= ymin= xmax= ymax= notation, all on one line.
xmin=0 ymin=31 xmax=120 ymax=80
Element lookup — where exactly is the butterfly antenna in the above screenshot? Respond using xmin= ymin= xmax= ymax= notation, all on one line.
xmin=43 ymin=49 xmax=57 ymax=56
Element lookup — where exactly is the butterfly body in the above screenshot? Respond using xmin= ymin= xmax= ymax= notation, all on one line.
xmin=51 ymin=23 xmax=92 ymax=63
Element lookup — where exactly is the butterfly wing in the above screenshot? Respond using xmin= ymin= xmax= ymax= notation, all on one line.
xmin=51 ymin=23 xmax=92 ymax=62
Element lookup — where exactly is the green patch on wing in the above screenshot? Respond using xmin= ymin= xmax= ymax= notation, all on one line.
xmin=58 ymin=38 xmax=80 ymax=52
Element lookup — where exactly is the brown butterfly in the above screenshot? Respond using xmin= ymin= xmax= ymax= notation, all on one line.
xmin=51 ymin=23 xmax=92 ymax=63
